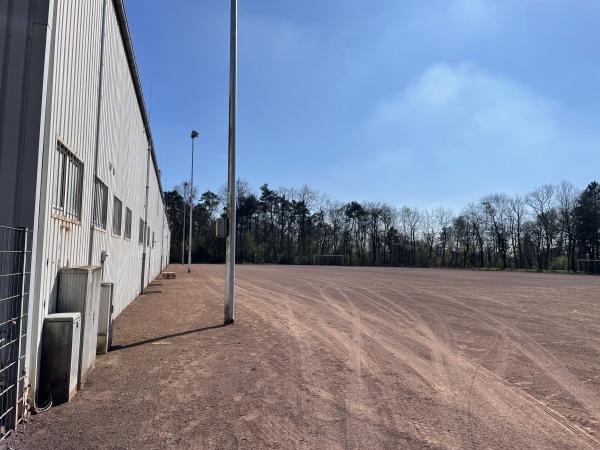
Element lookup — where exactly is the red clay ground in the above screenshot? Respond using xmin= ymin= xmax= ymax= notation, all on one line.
xmin=3 ymin=265 xmax=600 ymax=449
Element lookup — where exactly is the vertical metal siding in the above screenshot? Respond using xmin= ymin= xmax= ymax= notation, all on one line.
xmin=0 ymin=0 xmax=171 ymax=410
xmin=40 ymin=0 xmax=103 ymax=314
xmin=0 ymin=0 xmax=52 ymax=229
xmin=37 ymin=0 xmax=170 ymax=323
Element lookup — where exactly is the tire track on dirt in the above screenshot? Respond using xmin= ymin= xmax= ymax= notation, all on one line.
xmin=282 ymin=277 xmax=426 ymax=448
xmin=378 ymin=287 xmax=515 ymax=449
xmin=416 ymin=285 xmax=600 ymax=415
xmin=237 ymin=267 xmax=600 ymax=448
xmin=244 ymin=273 xmax=446 ymax=447
xmin=512 ymin=386 xmax=600 ymax=449
xmin=320 ymin=282 xmax=467 ymax=448
xmin=329 ymin=284 xmax=398 ymax=448
xmin=337 ymin=280 xmax=597 ymax=449
xmin=237 ymin=276 xmax=384 ymax=448
xmin=354 ymin=283 xmax=478 ymax=449
xmin=410 ymin=284 xmax=600 ymax=448
xmin=323 ymin=282 xmax=462 ymax=448
xmin=282 ymin=291 xmax=320 ymax=448
xmin=233 ymin=279 xmax=327 ymax=448
xmin=315 ymin=282 xmax=441 ymax=393
xmin=268 ymin=275 xmax=411 ymax=447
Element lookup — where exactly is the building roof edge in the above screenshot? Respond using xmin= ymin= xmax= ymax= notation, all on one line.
xmin=112 ymin=0 xmax=165 ymax=204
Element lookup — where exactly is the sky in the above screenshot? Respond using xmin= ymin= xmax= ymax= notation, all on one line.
xmin=125 ymin=0 xmax=600 ymax=212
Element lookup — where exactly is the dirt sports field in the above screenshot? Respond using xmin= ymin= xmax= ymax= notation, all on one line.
xmin=3 ymin=265 xmax=600 ymax=450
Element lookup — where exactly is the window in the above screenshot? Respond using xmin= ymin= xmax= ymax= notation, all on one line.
xmin=124 ymin=208 xmax=132 ymax=240
xmin=139 ymin=219 xmax=145 ymax=245
xmin=53 ymin=141 xmax=83 ymax=221
xmin=92 ymin=178 xmax=108 ymax=229
xmin=112 ymin=196 xmax=123 ymax=236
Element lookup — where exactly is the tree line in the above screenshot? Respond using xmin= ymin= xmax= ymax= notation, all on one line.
xmin=164 ymin=179 xmax=600 ymax=274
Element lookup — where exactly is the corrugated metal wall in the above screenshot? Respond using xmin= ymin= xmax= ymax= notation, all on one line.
xmin=0 ymin=0 xmax=171 ymax=413
xmin=0 ymin=0 xmax=52 ymax=229
xmin=37 ymin=0 xmax=170 ymax=321
xmin=39 ymin=0 xmax=101 ymax=316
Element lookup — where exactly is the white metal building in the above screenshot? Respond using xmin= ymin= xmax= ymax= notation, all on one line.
xmin=0 ymin=0 xmax=170 ymax=432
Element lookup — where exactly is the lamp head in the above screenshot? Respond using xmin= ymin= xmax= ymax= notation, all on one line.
xmin=191 ymin=130 xmax=199 ymax=139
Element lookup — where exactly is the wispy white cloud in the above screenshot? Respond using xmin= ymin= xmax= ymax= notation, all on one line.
xmin=369 ymin=62 xmax=560 ymax=157
xmin=346 ymin=62 xmax=600 ymax=208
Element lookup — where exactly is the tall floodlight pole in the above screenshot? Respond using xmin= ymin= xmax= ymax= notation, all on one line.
xmin=189 ymin=131 xmax=199 ymax=273
xmin=225 ymin=0 xmax=237 ymax=325
xmin=181 ymin=182 xmax=187 ymax=265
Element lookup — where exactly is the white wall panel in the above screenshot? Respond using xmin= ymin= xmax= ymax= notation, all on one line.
xmin=37 ymin=0 xmax=170 ymax=322
xmin=40 ymin=0 xmax=103 ymax=316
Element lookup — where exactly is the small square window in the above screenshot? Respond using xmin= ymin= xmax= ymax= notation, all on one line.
xmin=92 ymin=178 xmax=108 ymax=229
xmin=53 ymin=141 xmax=83 ymax=221
xmin=139 ymin=219 xmax=145 ymax=245
xmin=112 ymin=196 xmax=123 ymax=236
xmin=124 ymin=208 xmax=132 ymax=240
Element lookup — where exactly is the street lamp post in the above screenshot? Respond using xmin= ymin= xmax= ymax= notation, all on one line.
xmin=181 ymin=181 xmax=187 ymax=265
xmin=224 ymin=0 xmax=237 ymax=325
xmin=188 ymin=131 xmax=199 ymax=273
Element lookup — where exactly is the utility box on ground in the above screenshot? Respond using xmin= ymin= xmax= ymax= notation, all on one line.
xmin=97 ymin=282 xmax=114 ymax=354
xmin=58 ymin=266 xmax=101 ymax=389
xmin=40 ymin=313 xmax=81 ymax=404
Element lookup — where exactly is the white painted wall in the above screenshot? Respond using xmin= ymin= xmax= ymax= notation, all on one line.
xmin=34 ymin=0 xmax=169 ymax=315
xmin=25 ymin=0 xmax=170 ymax=396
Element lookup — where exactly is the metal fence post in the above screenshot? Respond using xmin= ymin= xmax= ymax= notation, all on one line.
xmin=11 ymin=228 xmax=28 ymax=430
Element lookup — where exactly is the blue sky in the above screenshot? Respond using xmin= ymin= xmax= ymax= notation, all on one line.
xmin=126 ymin=0 xmax=600 ymax=212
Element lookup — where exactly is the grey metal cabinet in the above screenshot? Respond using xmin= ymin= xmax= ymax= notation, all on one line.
xmin=40 ymin=313 xmax=81 ymax=404
xmin=58 ymin=266 xmax=101 ymax=389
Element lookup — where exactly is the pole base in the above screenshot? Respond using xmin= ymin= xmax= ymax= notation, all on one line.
xmin=224 ymin=318 xmax=235 ymax=325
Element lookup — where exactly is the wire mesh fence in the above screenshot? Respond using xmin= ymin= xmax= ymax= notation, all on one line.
xmin=0 ymin=226 xmax=32 ymax=439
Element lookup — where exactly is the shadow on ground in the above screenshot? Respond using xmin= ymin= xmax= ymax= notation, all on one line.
xmin=110 ymin=323 xmax=227 ymax=351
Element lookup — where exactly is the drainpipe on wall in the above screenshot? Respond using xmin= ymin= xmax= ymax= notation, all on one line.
xmin=87 ymin=0 xmax=108 ymax=266
xmin=160 ymin=209 xmax=165 ymax=270
xmin=28 ymin=0 xmax=58 ymax=407
xmin=140 ymin=144 xmax=150 ymax=294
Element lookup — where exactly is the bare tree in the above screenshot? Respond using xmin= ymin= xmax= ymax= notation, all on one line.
xmin=556 ymin=180 xmax=580 ymax=271
xmin=327 ymin=200 xmax=346 ymax=256
xmin=526 ymin=184 xmax=557 ymax=270
xmin=421 ymin=209 xmax=438 ymax=266
xmin=463 ymin=203 xmax=486 ymax=268
xmin=381 ymin=204 xmax=396 ymax=265
xmin=508 ymin=195 xmax=527 ymax=269
xmin=399 ymin=206 xmax=420 ymax=266
xmin=365 ymin=202 xmax=383 ymax=265
xmin=481 ymin=193 xmax=511 ymax=268
xmin=435 ymin=207 xmax=454 ymax=267
xmin=175 ymin=180 xmax=198 ymax=205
